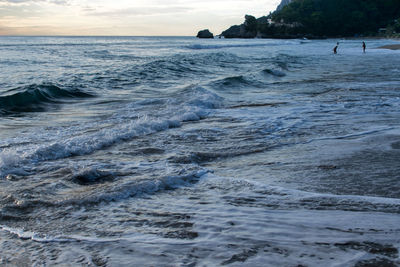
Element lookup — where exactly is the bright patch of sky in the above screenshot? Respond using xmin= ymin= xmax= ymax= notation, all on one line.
xmin=0 ymin=0 xmax=281 ymax=35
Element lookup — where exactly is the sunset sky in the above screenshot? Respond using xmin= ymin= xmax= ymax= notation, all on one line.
xmin=0 ymin=0 xmax=281 ymax=36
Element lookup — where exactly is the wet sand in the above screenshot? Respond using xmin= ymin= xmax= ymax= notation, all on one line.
xmin=378 ymin=44 xmax=400 ymax=50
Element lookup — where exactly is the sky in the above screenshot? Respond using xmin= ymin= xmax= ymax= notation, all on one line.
xmin=0 ymin=0 xmax=281 ymax=36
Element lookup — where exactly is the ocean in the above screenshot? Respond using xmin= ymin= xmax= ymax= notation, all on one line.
xmin=0 ymin=36 xmax=399 ymax=266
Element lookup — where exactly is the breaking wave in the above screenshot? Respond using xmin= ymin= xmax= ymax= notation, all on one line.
xmin=0 ymin=86 xmax=222 ymax=177
xmin=0 ymin=84 xmax=94 ymax=114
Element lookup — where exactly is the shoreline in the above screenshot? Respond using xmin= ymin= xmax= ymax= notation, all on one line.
xmin=378 ymin=44 xmax=400 ymax=50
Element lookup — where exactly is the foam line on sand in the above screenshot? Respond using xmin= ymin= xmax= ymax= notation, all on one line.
xmin=378 ymin=44 xmax=400 ymax=50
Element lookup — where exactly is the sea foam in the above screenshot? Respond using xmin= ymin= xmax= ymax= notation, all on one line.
xmin=0 ymin=86 xmax=221 ymax=177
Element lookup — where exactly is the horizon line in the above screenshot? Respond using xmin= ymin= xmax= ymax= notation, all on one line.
xmin=0 ymin=35 xmax=197 ymax=37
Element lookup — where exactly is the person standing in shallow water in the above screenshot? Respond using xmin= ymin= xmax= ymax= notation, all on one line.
xmin=333 ymin=42 xmax=339 ymax=54
xmin=362 ymin=41 xmax=366 ymax=53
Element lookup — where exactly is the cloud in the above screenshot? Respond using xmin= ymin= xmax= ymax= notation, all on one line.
xmin=0 ymin=24 xmax=58 ymax=34
xmin=0 ymin=0 xmax=70 ymax=5
xmin=0 ymin=0 xmax=282 ymax=35
xmin=87 ymin=6 xmax=192 ymax=17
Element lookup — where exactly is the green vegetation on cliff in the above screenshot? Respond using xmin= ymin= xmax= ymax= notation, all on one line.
xmin=272 ymin=0 xmax=400 ymax=37
xmin=221 ymin=0 xmax=400 ymax=38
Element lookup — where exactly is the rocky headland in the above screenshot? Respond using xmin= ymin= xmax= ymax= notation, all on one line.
xmin=197 ymin=0 xmax=400 ymax=39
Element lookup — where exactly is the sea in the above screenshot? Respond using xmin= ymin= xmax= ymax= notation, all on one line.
xmin=0 ymin=36 xmax=400 ymax=267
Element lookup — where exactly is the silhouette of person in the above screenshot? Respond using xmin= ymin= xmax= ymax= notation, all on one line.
xmin=362 ymin=41 xmax=366 ymax=53
xmin=333 ymin=42 xmax=339 ymax=54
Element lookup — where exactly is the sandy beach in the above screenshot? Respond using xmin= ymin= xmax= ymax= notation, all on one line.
xmin=378 ymin=44 xmax=400 ymax=50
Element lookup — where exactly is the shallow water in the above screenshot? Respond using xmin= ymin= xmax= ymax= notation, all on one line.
xmin=1 ymin=36 xmax=400 ymax=266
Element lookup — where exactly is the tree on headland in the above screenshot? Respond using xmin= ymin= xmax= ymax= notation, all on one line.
xmin=244 ymin=15 xmax=258 ymax=35
xmin=386 ymin=18 xmax=400 ymax=35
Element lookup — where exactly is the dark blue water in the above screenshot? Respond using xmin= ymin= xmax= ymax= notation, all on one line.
xmin=1 ymin=36 xmax=400 ymax=266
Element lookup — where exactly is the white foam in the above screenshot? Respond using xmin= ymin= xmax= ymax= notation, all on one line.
xmin=186 ymin=43 xmax=271 ymax=50
xmin=0 ymin=225 xmax=79 ymax=243
xmin=59 ymin=169 xmax=210 ymax=205
xmin=204 ymin=173 xmax=400 ymax=206
xmin=0 ymin=224 xmax=194 ymax=245
xmin=0 ymin=150 xmax=21 ymax=170
xmin=0 ymin=87 xmax=221 ymax=177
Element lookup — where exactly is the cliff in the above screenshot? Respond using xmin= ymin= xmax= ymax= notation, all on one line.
xmin=220 ymin=0 xmax=400 ymax=39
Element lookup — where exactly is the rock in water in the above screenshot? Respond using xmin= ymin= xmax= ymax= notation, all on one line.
xmin=196 ymin=29 xmax=214 ymax=39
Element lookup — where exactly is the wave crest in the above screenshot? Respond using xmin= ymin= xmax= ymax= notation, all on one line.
xmin=0 ymin=84 xmax=94 ymax=114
